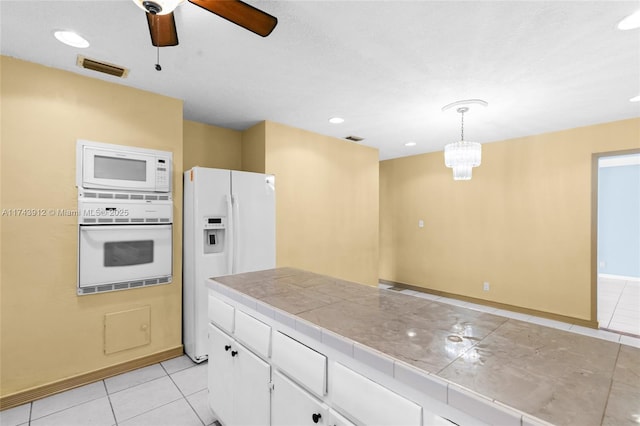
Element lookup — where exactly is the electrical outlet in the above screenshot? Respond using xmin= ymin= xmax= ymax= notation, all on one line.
xmin=418 ymin=220 xmax=424 ymax=228
xmin=483 ymin=282 xmax=490 ymax=291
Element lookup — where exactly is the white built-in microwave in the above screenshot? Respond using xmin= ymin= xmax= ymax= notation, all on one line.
xmin=76 ymin=140 xmax=172 ymax=193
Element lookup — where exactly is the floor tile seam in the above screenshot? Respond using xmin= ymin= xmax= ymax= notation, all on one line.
xmin=115 ymin=395 xmax=185 ymax=425
xmin=609 ymin=287 xmax=626 ymax=322
xmin=569 ymin=325 xmax=621 ymax=343
xmin=103 ymin=380 xmax=119 ymax=426
xmin=107 ymin=374 xmax=171 ymax=397
xmin=105 ymin=367 xmax=169 ymax=395
xmin=182 ymin=393 xmax=207 ymax=426
xmin=610 ymin=308 xmax=640 ymax=317
xmin=29 ymin=385 xmax=110 ymax=422
xmin=160 ymin=359 xmax=193 ymax=376
xmin=166 ymin=370 xmax=191 ymax=400
xmin=599 ymin=344 xmax=623 ymax=426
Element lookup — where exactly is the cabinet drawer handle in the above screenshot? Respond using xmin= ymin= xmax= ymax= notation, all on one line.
xmin=312 ymin=413 xmax=322 ymax=424
xmin=224 ymin=345 xmax=231 ymax=351
xmin=231 ymin=350 xmax=238 ymax=357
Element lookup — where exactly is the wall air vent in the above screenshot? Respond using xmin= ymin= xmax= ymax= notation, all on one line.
xmin=345 ymin=135 xmax=364 ymax=142
xmin=77 ymin=55 xmax=129 ymax=78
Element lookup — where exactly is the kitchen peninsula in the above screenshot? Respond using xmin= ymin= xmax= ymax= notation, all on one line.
xmin=207 ymin=268 xmax=638 ymax=426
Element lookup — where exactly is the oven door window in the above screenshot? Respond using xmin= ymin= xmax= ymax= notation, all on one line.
xmin=104 ymin=240 xmax=153 ymax=267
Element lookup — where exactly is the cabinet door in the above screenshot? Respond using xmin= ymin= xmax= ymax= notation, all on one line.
xmin=208 ymin=324 xmax=235 ymax=424
xmin=272 ymin=370 xmax=328 ymax=426
xmin=234 ymin=341 xmax=271 ymax=426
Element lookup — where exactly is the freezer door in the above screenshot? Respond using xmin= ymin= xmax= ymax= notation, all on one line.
xmin=231 ymin=170 xmax=276 ymax=273
xmin=183 ymin=167 xmax=231 ymax=362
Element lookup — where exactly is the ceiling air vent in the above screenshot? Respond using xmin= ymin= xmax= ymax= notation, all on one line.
xmin=77 ymin=55 xmax=129 ymax=78
xmin=345 ymin=135 xmax=364 ymax=142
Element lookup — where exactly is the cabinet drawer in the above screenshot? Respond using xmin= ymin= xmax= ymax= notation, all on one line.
xmin=331 ymin=362 xmax=422 ymax=426
xmin=272 ymin=331 xmax=327 ymax=398
xmin=234 ymin=309 xmax=271 ymax=358
xmin=272 ymin=370 xmax=328 ymax=426
xmin=327 ymin=409 xmax=356 ymax=426
xmin=208 ymin=294 xmax=234 ymax=333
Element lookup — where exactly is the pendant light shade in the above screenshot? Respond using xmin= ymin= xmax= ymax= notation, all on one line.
xmin=444 ymin=141 xmax=481 ymax=181
xmin=442 ymin=102 xmax=485 ymax=181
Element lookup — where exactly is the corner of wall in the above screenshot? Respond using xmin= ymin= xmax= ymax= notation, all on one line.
xmin=241 ymin=121 xmax=266 ymax=173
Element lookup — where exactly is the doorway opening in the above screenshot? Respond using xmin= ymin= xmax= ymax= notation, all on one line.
xmin=593 ymin=150 xmax=640 ymax=337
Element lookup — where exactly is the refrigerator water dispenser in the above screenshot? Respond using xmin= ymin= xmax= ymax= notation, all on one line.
xmin=204 ymin=217 xmax=225 ymax=254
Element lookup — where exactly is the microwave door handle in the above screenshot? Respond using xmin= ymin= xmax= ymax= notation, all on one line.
xmin=226 ymin=194 xmax=234 ymax=275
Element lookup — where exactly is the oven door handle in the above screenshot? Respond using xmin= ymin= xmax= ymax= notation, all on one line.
xmin=79 ymin=224 xmax=172 ymax=232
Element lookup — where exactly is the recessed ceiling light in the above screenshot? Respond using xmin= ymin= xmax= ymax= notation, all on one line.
xmin=54 ymin=30 xmax=90 ymax=48
xmin=328 ymin=117 xmax=344 ymax=124
xmin=618 ymin=9 xmax=640 ymax=30
xmin=404 ymin=142 xmax=417 ymax=147
xmin=630 ymin=95 xmax=640 ymax=102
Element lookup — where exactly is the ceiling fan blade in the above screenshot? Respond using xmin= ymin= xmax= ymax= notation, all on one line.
xmin=146 ymin=12 xmax=179 ymax=46
xmin=188 ymin=0 xmax=277 ymax=37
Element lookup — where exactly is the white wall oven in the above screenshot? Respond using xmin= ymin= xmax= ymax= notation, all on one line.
xmin=76 ymin=140 xmax=173 ymax=295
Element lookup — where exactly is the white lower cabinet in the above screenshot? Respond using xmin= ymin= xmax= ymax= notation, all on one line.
xmin=208 ymin=323 xmax=271 ymax=426
xmin=272 ymin=370 xmax=328 ymax=426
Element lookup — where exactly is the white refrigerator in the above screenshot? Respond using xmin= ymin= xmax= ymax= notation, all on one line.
xmin=183 ymin=167 xmax=276 ymax=362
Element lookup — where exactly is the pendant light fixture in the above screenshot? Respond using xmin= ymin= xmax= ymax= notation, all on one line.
xmin=442 ymin=99 xmax=487 ymax=181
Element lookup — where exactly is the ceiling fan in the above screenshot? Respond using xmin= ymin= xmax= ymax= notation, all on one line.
xmin=132 ymin=0 xmax=278 ymax=48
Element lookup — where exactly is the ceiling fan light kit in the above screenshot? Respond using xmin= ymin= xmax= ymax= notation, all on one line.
xmin=133 ymin=0 xmax=278 ymax=49
xmin=133 ymin=0 xmax=185 ymax=15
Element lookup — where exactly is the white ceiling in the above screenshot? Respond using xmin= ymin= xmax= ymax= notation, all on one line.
xmin=1 ymin=0 xmax=639 ymax=160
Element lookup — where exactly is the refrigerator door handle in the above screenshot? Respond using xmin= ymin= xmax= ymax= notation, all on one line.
xmin=232 ymin=195 xmax=240 ymax=274
xmin=226 ymin=194 xmax=234 ymax=274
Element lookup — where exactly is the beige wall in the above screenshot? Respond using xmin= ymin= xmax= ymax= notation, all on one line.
xmin=181 ymin=119 xmax=379 ymax=285
xmin=380 ymin=118 xmax=640 ymax=322
xmin=183 ymin=120 xmax=242 ymax=171
xmin=264 ymin=121 xmax=379 ymax=286
xmin=241 ymin=121 xmax=266 ymax=173
xmin=0 ymin=57 xmax=183 ymax=397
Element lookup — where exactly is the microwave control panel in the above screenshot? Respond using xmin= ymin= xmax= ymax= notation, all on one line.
xmin=155 ymin=158 xmax=170 ymax=191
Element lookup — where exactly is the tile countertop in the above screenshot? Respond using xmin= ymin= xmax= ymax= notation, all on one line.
xmin=209 ymin=267 xmax=640 ymax=426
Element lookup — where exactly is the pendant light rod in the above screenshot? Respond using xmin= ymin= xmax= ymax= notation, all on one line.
xmin=457 ymin=106 xmax=468 ymax=141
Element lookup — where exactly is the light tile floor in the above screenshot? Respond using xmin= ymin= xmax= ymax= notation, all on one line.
xmin=2 ymin=283 xmax=639 ymax=426
xmin=1 ymin=356 xmax=216 ymax=426
xmin=598 ymin=276 xmax=640 ymax=336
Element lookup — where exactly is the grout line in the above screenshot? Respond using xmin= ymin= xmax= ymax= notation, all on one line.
xmin=103 ymin=380 xmax=118 ymax=426
xmin=182 ymin=392 xmax=206 ymax=426
xmin=599 ymin=344 xmax=623 ymax=426
xmin=163 ymin=365 xmax=207 ymax=426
